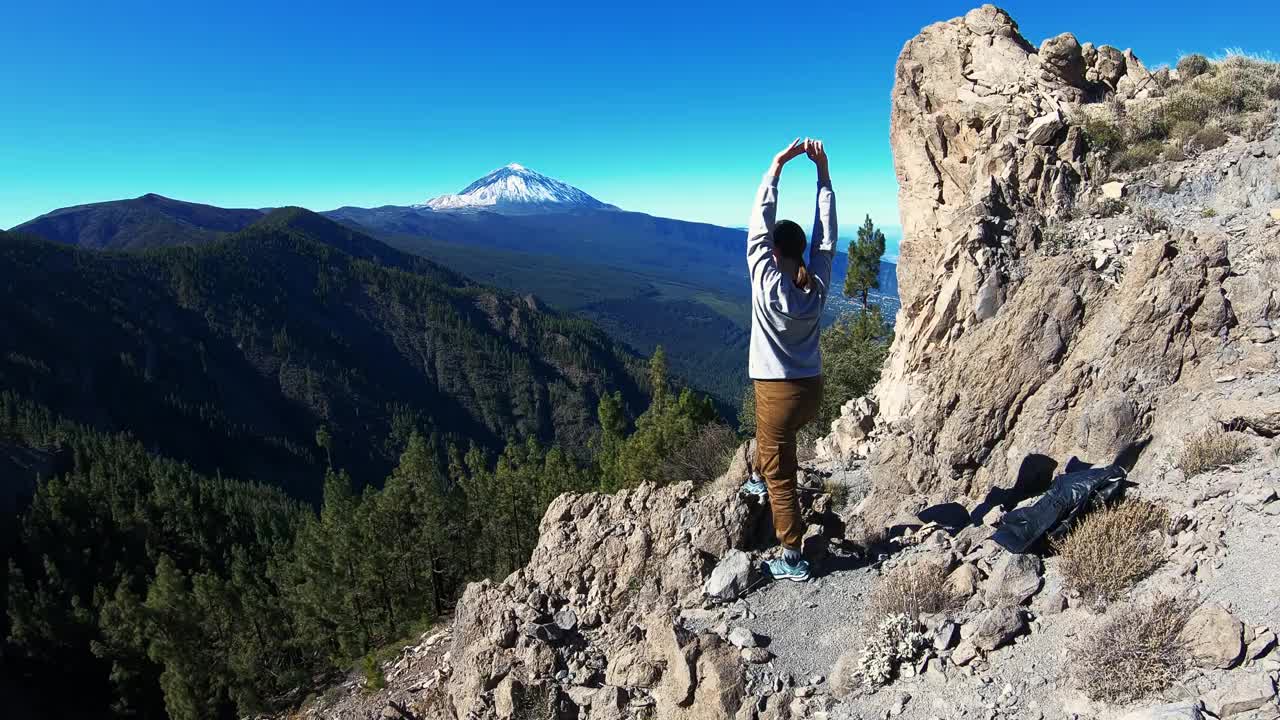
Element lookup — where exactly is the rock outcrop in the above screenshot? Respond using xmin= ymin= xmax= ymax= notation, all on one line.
xmin=443 ymin=482 xmax=761 ymax=718
xmin=850 ymin=4 xmax=1268 ymax=525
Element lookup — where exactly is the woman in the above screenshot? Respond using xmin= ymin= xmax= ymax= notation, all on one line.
xmin=740 ymin=138 xmax=836 ymax=582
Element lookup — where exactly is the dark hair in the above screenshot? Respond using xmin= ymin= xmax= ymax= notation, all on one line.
xmin=774 ymin=219 xmax=810 ymax=289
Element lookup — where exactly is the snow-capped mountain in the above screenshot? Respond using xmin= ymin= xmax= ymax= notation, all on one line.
xmin=416 ymin=163 xmax=617 ymax=213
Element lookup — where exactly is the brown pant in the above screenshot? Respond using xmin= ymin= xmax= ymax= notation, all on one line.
xmin=753 ymin=375 xmax=823 ymax=551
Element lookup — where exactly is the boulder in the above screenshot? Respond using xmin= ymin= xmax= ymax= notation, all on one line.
xmin=727 ymin=626 xmax=758 ymax=649
xmin=946 ymin=563 xmax=983 ymax=598
xmin=1180 ymin=605 xmax=1245 ymax=669
xmin=705 ymin=549 xmax=756 ymax=602
xmin=1039 ymin=32 xmax=1085 ymax=86
xmin=1203 ymin=672 xmax=1277 ymax=718
xmin=1027 ymin=112 xmax=1065 ymax=145
xmin=1102 ymin=181 xmax=1127 ymax=200
xmin=968 ymin=607 xmax=1025 ymax=651
xmin=983 ymin=553 xmax=1043 ymax=604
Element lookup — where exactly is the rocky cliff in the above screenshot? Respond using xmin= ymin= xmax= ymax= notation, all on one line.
xmin=858 ymin=4 xmax=1279 ymax=525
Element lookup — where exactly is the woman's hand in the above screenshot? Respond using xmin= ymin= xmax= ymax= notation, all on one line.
xmin=806 ymin=138 xmax=831 ymax=184
xmin=769 ymin=138 xmax=805 ymax=176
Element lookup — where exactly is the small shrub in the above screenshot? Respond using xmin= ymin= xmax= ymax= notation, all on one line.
xmin=1177 ymin=429 xmax=1253 ymax=477
xmin=855 ymin=613 xmax=929 ymax=688
xmin=823 ymin=478 xmax=851 ymax=511
xmin=1098 ymin=198 xmax=1128 ymax=218
xmin=1200 ymin=208 xmax=1218 ymax=218
xmin=1162 ymin=144 xmax=1187 ymax=163
xmin=1040 ymin=224 xmax=1073 ymax=254
xmin=1071 ymin=595 xmax=1194 ymax=703
xmin=1113 ymin=140 xmax=1164 ymax=171
xmin=1176 ymin=54 xmax=1212 ymax=80
xmin=1133 ymin=206 xmax=1169 ymax=234
xmin=1169 ymin=120 xmax=1201 ymax=142
xmin=1053 ymin=498 xmax=1169 ymax=604
xmin=1081 ymin=114 xmax=1124 ymax=158
xmin=866 ymin=560 xmax=961 ymax=624
xmin=1267 ymin=80 xmax=1280 ymax=100
xmin=1188 ymin=126 xmax=1228 ymax=153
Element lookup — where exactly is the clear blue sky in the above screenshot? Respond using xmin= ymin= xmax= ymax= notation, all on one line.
xmin=4 ymin=1 xmax=1278 ymax=247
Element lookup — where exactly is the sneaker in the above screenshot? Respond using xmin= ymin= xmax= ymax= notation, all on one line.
xmin=740 ymin=474 xmax=768 ymax=499
xmin=766 ymin=555 xmax=812 ymax=582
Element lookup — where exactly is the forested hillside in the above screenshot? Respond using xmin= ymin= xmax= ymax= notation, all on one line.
xmin=1 ymin=212 xmax=736 ymax=719
xmin=0 ymin=210 xmax=649 ymax=500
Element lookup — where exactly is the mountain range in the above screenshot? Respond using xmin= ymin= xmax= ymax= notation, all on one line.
xmin=9 ymin=165 xmax=900 ymax=404
xmin=0 ymin=208 xmax=648 ymax=501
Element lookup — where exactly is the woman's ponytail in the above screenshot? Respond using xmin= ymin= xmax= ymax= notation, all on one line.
xmin=793 ymin=262 xmax=810 ymax=290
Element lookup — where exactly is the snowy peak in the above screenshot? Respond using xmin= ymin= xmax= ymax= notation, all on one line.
xmin=417 ymin=164 xmax=616 ymax=213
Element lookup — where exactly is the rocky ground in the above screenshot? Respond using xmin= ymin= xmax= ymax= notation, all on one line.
xmin=280 ymin=5 xmax=1280 ymax=720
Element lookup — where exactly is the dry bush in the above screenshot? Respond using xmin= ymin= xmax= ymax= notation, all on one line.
xmin=1188 ymin=125 xmax=1228 ymax=153
xmin=823 ymin=478 xmax=851 ymax=511
xmin=866 ymin=560 xmax=961 ymax=624
xmin=1177 ymin=429 xmax=1253 ymax=477
xmin=662 ymin=422 xmax=739 ymax=485
xmin=1176 ymin=54 xmax=1212 ymax=80
xmin=1053 ymin=498 xmax=1170 ymax=604
xmin=1071 ymin=595 xmax=1194 ymax=704
xmin=1133 ymin=205 xmax=1169 ymax=234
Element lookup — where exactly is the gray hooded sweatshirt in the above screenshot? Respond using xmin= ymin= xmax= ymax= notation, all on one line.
xmin=746 ymin=173 xmax=837 ymax=380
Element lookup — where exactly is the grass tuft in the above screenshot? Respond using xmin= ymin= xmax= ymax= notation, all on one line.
xmin=1176 ymin=429 xmax=1253 ymax=477
xmin=866 ymin=559 xmax=962 ymax=624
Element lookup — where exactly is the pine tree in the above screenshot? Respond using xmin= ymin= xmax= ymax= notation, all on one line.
xmin=843 ymin=215 xmax=887 ymax=309
xmin=648 ymin=345 xmax=669 ymax=411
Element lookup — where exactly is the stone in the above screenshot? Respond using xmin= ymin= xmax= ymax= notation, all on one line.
xmin=1203 ymin=671 xmax=1277 ymax=718
xmin=983 ymin=553 xmax=1043 ymax=605
xmin=1027 ymin=112 xmax=1064 ymax=145
xmin=1248 ymin=629 xmax=1277 ymax=659
xmin=705 ymin=549 xmax=756 ymax=602
xmin=1269 ymin=209 xmax=1280 ymax=222
xmin=741 ymin=647 xmax=771 ymax=664
xmin=1181 ymin=605 xmax=1245 ymax=669
xmin=1032 ymin=589 xmax=1067 ymax=616
xmin=1102 ymin=181 xmax=1127 ymax=200
xmin=728 ymin=626 xmax=758 ymax=649
xmin=969 ymin=607 xmax=1025 ymax=651
xmin=951 ymin=639 xmax=979 ymax=666
xmin=1039 ymin=32 xmax=1085 ymax=86
xmin=947 ymin=564 xmax=983 ymax=597
xmin=553 ymin=609 xmax=578 ymax=632
xmin=934 ymin=621 xmax=959 ymax=651
xmin=493 ymin=675 xmax=520 ymax=718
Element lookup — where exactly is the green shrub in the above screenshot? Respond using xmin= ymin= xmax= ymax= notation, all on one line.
xmin=362 ymin=653 xmax=386 ymax=691
xmin=1081 ymin=114 xmax=1124 ymax=157
xmin=1176 ymin=54 xmax=1211 ymax=80
xmin=1162 ymin=144 xmax=1187 ymax=163
xmin=1099 ymin=198 xmax=1128 ymax=218
xmin=1267 ymin=80 xmax=1280 ymax=100
xmin=1133 ymin=206 xmax=1169 ymax=234
xmin=1201 ymin=208 xmax=1218 ymax=218
xmin=1113 ymin=141 xmax=1164 ymax=171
